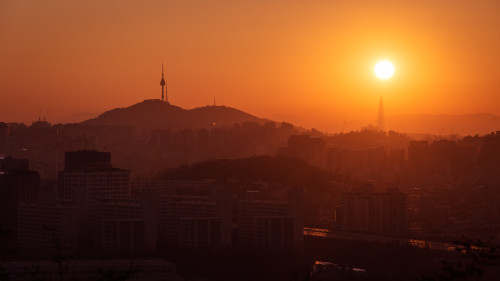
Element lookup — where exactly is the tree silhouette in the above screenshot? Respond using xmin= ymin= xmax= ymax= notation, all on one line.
xmin=420 ymin=237 xmax=500 ymax=281
xmin=43 ymin=225 xmax=69 ymax=281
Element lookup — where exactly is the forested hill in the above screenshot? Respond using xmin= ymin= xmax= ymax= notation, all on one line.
xmin=82 ymin=99 xmax=266 ymax=130
xmin=157 ymin=156 xmax=334 ymax=190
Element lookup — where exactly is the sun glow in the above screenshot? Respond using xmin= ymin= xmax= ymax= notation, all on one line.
xmin=374 ymin=60 xmax=394 ymax=79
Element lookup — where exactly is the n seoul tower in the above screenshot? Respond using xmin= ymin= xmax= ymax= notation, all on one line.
xmin=160 ymin=63 xmax=167 ymax=103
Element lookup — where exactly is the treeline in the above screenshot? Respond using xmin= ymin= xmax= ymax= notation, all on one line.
xmin=157 ymin=155 xmax=334 ymax=191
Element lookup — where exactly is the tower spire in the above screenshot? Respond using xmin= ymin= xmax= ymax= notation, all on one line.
xmin=377 ymin=96 xmax=385 ymax=131
xmin=160 ymin=62 xmax=166 ymax=102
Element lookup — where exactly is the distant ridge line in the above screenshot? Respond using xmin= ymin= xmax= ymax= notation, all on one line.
xmin=81 ymin=99 xmax=269 ymax=131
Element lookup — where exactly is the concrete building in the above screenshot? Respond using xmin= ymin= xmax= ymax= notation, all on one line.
xmin=58 ymin=150 xmax=130 ymax=252
xmin=17 ymin=199 xmax=78 ymax=256
xmin=94 ymin=190 xmax=158 ymax=253
xmin=64 ymin=150 xmax=112 ymax=171
xmin=59 ymin=150 xmax=129 ymax=202
xmin=59 ymin=168 xmax=130 ymax=206
xmin=133 ymin=180 xmax=232 ymax=249
xmin=0 ymin=157 xmax=29 ymax=171
xmin=340 ymin=184 xmax=407 ymax=236
xmin=340 ymin=191 xmax=371 ymax=233
xmin=408 ymin=141 xmax=429 ymax=175
xmin=0 ymin=161 xmax=40 ymax=250
xmin=178 ymin=217 xmax=224 ymax=248
xmin=237 ymin=188 xmax=303 ymax=251
xmin=369 ymin=189 xmax=408 ymax=236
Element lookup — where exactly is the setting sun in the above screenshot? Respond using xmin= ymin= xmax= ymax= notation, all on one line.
xmin=374 ymin=60 xmax=395 ymax=79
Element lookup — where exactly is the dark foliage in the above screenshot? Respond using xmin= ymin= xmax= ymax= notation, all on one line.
xmin=420 ymin=237 xmax=500 ymax=281
xmin=158 ymin=155 xmax=334 ymax=190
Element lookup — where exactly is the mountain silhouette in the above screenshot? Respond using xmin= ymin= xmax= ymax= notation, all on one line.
xmin=386 ymin=113 xmax=500 ymax=136
xmin=79 ymin=99 xmax=499 ymax=136
xmin=82 ymin=99 xmax=265 ymax=130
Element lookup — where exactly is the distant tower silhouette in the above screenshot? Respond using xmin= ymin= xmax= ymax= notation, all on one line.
xmin=377 ymin=96 xmax=385 ymax=131
xmin=160 ymin=63 xmax=167 ymax=103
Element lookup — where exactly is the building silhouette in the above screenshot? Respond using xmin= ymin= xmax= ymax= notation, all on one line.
xmin=94 ymin=194 xmax=158 ymax=253
xmin=0 ymin=158 xmax=40 ymax=252
xmin=0 ymin=122 xmax=9 ymax=155
xmin=237 ymin=188 xmax=304 ymax=251
xmin=133 ymin=180 xmax=232 ymax=250
xmin=408 ymin=141 xmax=429 ymax=175
xmin=64 ymin=150 xmax=112 ymax=171
xmin=340 ymin=183 xmax=407 ymax=236
xmin=58 ymin=150 xmax=130 ymax=253
xmin=17 ymin=199 xmax=78 ymax=255
xmin=481 ymin=131 xmax=500 ymax=167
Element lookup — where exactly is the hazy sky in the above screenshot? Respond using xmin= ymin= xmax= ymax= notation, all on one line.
xmin=1 ymin=0 xmax=499 ymax=131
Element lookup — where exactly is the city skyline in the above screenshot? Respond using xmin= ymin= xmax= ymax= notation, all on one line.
xmin=1 ymin=1 xmax=500 ymax=133
xmin=3 ymin=2 xmax=500 ymax=280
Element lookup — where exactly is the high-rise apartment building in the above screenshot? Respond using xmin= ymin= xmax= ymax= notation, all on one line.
xmin=237 ymin=188 xmax=303 ymax=251
xmin=0 ymin=159 xmax=40 ymax=251
xmin=133 ymin=180 xmax=232 ymax=249
xmin=17 ymin=199 xmax=78 ymax=255
xmin=340 ymin=184 xmax=407 ymax=236
xmin=58 ymin=150 xmax=130 ymax=252
xmin=94 ymin=190 xmax=158 ymax=253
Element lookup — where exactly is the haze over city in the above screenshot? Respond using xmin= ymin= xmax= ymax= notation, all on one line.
xmin=2 ymin=1 xmax=500 ymax=281
xmin=2 ymin=0 xmax=500 ymax=133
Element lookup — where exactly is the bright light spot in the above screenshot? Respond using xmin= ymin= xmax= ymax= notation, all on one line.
xmin=374 ymin=60 xmax=394 ymax=79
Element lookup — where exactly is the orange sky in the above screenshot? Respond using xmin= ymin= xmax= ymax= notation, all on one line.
xmin=1 ymin=0 xmax=499 ymax=132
